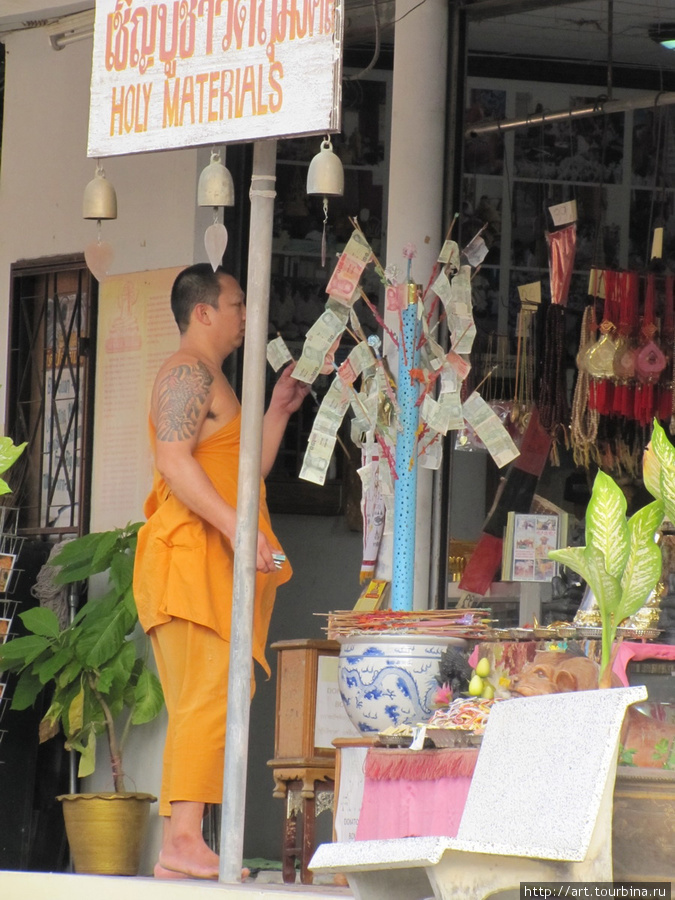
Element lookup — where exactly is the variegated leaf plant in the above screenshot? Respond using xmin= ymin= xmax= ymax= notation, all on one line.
xmin=549 ymin=422 xmax=675 ymax=681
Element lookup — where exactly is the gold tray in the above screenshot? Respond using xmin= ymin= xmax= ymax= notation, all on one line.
xmin=556 ymin=625 xmax=579 ymax=639
xmin=376 ymin=733 xmax=413 ymax=747
xmin=616 ymin=627 xmax=661 ymax=640
xmin=509 ymin=627 xmax=535 ymax=640
xmin=575 ymin=626 xmax=604 ymax=639
xmin=426 ymin=727 xmax=483 ymax=749
xmin=532 ymin=626 xmax=578 ymax=640
xmin=482 ymin=628 xmax=512 ymax=641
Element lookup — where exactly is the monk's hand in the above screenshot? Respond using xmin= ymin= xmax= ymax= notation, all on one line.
xmin=256 ymin=531 xmax=280 ymax=574
xmin=269 ymin=363 xmax=311 ymax=415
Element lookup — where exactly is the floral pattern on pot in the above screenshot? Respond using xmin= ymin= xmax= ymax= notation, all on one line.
xmin=338 ymin=635 xmax=467 ymax=734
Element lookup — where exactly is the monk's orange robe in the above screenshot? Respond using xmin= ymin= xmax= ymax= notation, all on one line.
xmin=133 ymin=411 xmax=290 ymax=813
xmin=133 ymin=410 xmax=290 ymax=675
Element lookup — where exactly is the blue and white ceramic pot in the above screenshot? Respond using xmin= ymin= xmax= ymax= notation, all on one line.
xmin=337 ymin=633 xmax=467 ymax=734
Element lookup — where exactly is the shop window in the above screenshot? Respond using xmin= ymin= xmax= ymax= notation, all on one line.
xmin=462 ymin=77 xmax=675 ymax=341
xmin=6 ymin=256 xmax=97 ymax=537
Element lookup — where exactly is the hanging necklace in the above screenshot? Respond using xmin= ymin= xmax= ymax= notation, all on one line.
xmin=571 ymin=304 xmax=600 ymax=470
xmin=635 ymin=274 xmax=667 ymax=428
xmin=585 ymin=268 xmax=620 ymax=415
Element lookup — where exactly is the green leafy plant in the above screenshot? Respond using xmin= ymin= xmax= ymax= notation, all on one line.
xmin=652 ymin=737 xmax=675 ymax=770
xmin=0 ymin=436 xmax=26 ymax=495
xmin=618 ymin=746 xmax=638 ymax=766
xmin=549 ymin=420 xmax=675 ymax=683
xmin=0 ymin=523 xmax=163 ymax=793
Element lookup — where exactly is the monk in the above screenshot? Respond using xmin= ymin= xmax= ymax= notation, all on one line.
xmin=133 ymin=263 xmax=310 ymax=880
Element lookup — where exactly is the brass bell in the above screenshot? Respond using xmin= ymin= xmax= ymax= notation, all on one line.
xmin=198 ymin=149 xmax=235 ymax=207
xmin=306 ymin=138 xmax=344 ymax=197
xmin=82 ymin=163 xmax=117 ymax=220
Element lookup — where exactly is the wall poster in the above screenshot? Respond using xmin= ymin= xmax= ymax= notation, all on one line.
xmin=91 ymin=266 xmax=184 ymax=531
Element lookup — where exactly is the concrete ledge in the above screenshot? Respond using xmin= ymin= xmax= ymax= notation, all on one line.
xmin=0 ymin=870 xmax=352 ymax=900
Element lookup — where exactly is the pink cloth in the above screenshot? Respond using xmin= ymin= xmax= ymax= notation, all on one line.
xmin=355 ymin=774 xmax=474 ymax=840
xmin=355 ymin=747 xmax=478 ymax=841
xmin=611 ymin=642 xmax=675 ymax=686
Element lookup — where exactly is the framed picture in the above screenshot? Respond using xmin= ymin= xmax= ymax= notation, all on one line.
xmin=503 ymin=512 xmax=568 ymax=583
xmin=0 ymin=618 xmax=11 ymax=644
xmin=0 ymin=554 xmax=16 ymax=592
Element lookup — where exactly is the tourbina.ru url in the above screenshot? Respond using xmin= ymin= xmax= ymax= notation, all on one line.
xmin=521 ymin=883 xmax=671 ymax=899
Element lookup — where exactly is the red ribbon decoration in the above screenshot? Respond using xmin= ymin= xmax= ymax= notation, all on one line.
xmin=546 ymin=224 xmax=577 ymax=307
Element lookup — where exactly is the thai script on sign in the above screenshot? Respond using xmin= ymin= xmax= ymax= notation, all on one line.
xmin=104 ymin=0 xmax=335 ymax=78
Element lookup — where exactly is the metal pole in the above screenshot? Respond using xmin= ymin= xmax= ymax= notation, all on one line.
xmin=606 ymin=0 xmax=613 ymax=101
xmin=68 ymin=583 xmax=79 ymax=796
xmin=68 ymin=581 xmax=80 ymax=872
xmin=218 ymin=138 xmax=277 ymax=884
xmin=431 ymin=0 xmax=465 ymax=610
xmin=465 ymin=91 xmax=675 ymax=138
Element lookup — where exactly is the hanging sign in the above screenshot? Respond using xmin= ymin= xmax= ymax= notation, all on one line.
xmin=87 ymin=0 xmax=343 ymax=157
xmin=517 ymin=281 xmax=541 ymax=306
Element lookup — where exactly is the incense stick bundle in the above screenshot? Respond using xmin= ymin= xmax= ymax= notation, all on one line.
xmin=320 ymin=608 xmax=492 ymax=639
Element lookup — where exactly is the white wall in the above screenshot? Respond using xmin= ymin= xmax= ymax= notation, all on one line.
xmin=0 ymin=28 xmax=199 ymax=435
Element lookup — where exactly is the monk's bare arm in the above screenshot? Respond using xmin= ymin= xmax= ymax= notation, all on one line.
xmin=261 ymin=364 xmax=311 ymax=477
xmin=154 ymin=361 xmax=238 ymax=543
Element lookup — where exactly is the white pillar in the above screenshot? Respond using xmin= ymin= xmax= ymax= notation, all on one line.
xmin=219 ymin=139 xmax=277 ymax=883
xmin=384 ymin=0 xmax=448 ymax=610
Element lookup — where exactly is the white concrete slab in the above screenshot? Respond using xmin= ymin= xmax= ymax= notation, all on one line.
xmin=311 ymin=687 xmax=648 ymax=900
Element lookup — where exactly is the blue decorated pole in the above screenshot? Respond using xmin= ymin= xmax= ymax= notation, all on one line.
xmin=392 ymin=283 xmax=421 ymax=611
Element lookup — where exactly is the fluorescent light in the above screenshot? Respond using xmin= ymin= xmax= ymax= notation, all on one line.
xmin=46 ymin=9 xmax=94 ymax=51
xmin=648 ymin=23 xmax=675 ymax=51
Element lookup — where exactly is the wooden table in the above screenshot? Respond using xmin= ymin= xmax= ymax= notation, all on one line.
xmin=267 ymin=639 xmax=340 ymax=884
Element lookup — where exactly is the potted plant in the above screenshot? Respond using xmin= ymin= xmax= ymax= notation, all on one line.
xmin=548 ymin=421 xmax=675 ymax=884
xmin=549 ymin=419 xmax=675 ymax=686
xmin=0 ymin=522 xmax=164 ymax=875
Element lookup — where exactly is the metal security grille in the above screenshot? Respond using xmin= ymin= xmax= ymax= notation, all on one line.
xmin=6 ymin=256 xmax=97 ymax=538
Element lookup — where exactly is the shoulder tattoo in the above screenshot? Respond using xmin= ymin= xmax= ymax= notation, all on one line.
xmin=156 ymin=361 xmax=214 ymax=440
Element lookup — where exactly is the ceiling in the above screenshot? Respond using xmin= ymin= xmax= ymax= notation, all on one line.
xmin=0 ymin=1 xmax=90 ymax=31
xmin=345 ymin=0 xmax=675 ymax=78
xmin=1 ymin=0 xmax=675 ymax=77
xmin=464 ymin=0 xmax=675 ymax=74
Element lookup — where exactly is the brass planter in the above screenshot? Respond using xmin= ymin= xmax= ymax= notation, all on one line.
xmin=57 ymin=791 xmax=156 ymax=875
xmin=613 ymin=767 xmax=675 ymax=886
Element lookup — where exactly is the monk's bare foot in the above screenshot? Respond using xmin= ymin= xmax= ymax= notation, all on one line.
xmin=159 ymin=836 xmax=219 ymax=880
xmin=155 ymin=860 xmax=250 ymax=881
xmin=154 ymin=863 xmax=188 ymax=880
